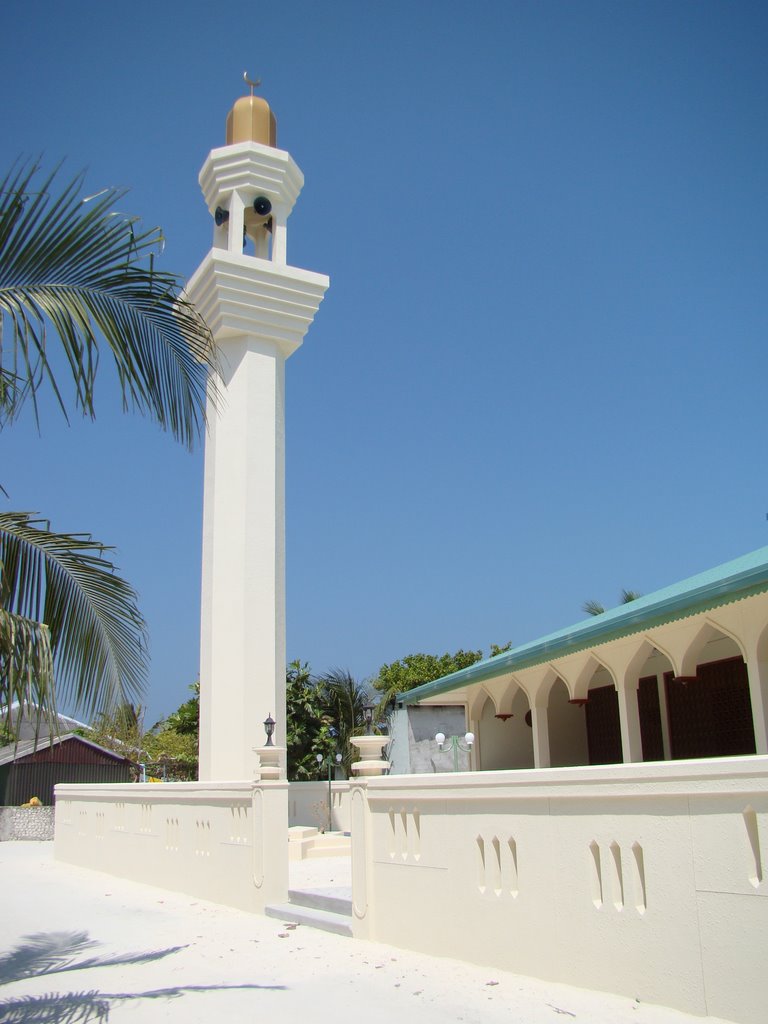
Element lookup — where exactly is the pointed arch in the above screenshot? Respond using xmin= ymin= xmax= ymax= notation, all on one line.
xmin=476 ymin=685 xmax=534 ymax=771
xmin=679 ymin=619 xmax=746 ymax=678
xmin=467 ymin=684 xmax=496 ymax=722
xmin=756 ymin=619 xmax=768 ymax=664
xmin=547 ymin=677 xmax=589 ymax=767
xmin=669 ymin=619 xmax=755 ymax=760
xmin=533 ymin=666 xmax=565 ymax=709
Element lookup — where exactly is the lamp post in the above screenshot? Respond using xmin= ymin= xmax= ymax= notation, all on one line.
xmin=252 ymin=713 xmax=281 ymax=779
xmin=263 ymin=713 xmax=275 ymax=746
xmin=435 ymin=730 xmax=475 ymax=772
xmin=316 ymin=752 xmax=343 ymax=832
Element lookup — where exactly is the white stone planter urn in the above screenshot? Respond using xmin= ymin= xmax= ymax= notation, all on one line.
xmin=350 ymin=735 xmax=389 ymax=777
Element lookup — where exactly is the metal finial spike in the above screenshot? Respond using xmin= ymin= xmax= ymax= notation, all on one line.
xmin=244 ymin=72 xmax=261 ymax=97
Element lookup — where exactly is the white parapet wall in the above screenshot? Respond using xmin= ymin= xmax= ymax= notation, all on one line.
xmin=349 ymin=757 xmax=768 ymax=1024
xmin=54 ymin=780 xmax=288 ymax=913
xmin=288 ymin=781 xmax=351 ymax=832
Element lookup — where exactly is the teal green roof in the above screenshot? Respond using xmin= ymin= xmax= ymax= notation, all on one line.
xmin=398 ymin=546 xmax=768 ymax=705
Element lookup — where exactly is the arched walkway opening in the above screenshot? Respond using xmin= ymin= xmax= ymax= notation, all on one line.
xmin=477 ymin=690 xmax=534 ymax=770
xmin=667 ymin=628 xmax=756 ymax=759
xmin=632 ymin=646 xmax=675 ymax=761
xmin=547 ymin=678 xmax=589 ymax=767
xmin=584 ymin=664 xmax=622 ymax=765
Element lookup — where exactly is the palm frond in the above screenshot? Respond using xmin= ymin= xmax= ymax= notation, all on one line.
xmin=0 ymin=512 xmax=147 ymax=722
xmin=317 ymin=668 xmax=374 ymax=776
xmin=0 ymin=931 xmax=98 ymax=983
xmin=0 ymin=160 xmax=217 ymax=448
xmin=582 ymin=599 xmax=605 ymax=617
xmin=0 ymin=991 xmax=109 ymax=1023
xmin=0 ymin=606 xmax=54 ymax=736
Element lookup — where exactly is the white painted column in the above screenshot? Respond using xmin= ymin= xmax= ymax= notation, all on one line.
xmin=227 ymin=190 xmax=247 ymax=254
xmin=271 ymin=202 xmax=288 ymax=265
xmin=198 ymin=336 xmax=286 ymax=780
xmin=531 ymin=707 xmax=551 ymax=768
xmin=617 ymin=677 xmax=644 ymax=763
xmin=744 ymin=647 xmax=768 ymax=754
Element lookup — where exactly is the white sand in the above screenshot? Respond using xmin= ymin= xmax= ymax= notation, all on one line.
xmin=0 ymin=842 xmax=731 ymax=1024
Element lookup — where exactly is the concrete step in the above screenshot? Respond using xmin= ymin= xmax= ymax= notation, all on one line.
xmin=311 ymin=832 xmax=349 ymax=846
xmin=265 ymin=884 xmax=353 ymax=936
xmin=288 ymin=837 xmax=316 ymax=861
xmin=288 ymin=825 xmax=320 ymax=840
xmin=288 ymin=829 xmax=351 ymax=860
xmin=288 ymin=889 xmax=352 ymax=916
xmin=305 ymin=843 xmax=351 ymax=859
xmin=265 ymin=901 xmax=353 ymax=936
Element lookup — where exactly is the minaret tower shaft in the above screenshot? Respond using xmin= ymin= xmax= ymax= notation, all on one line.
xmin=187 ymin=90 xmax=329 ymax=781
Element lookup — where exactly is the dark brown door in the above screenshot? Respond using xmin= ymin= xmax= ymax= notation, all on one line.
xmin=665 ymin=657 xmax=756 ymax=759
xmin=586 ymin=685 xmax=623 ymax=764
xmin=638 ymin=675 xmax=665 ymax=761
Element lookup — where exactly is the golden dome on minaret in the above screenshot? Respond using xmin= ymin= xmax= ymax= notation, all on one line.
xmin=226 ymin=73 xmax=277 ymax=147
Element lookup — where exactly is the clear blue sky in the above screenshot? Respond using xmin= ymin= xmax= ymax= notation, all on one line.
xmin=1 ymin=1 xmax=766 ymax=727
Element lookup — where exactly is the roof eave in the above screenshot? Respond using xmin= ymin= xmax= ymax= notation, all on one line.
xmin=398 ymin=557 xmax=768 ymax=706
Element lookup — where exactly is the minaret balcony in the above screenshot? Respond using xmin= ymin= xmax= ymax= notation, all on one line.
xmin=186 ymin=249 xmax=329 ymax=357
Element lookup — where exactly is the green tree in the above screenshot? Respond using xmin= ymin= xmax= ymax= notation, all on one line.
xmin=141 ymin=682 xmax=200 ymax=780
xmin=286 ymin=660 xmax=335 ymax=780
xmin=490 ymin=641 xmax=512 ymax=657
xmin=372 ymin=649 xmax=484 ymax=709
xmin=85 ymin=701 xmax=146 ymax=761
xmin=143 ymin=727 xmax=198 ymax=781
xmin=82 ymin=695 xmax=200 ymax=781
xmin=163 ymin=681 xmax=200 ymax=736
xmin=286 ymin=663 xmax=376 ymax=780
xmin=582 ymin=589 xmax=642 ymax=617
xmin=0 ymin=160 xmax=215 ymax=735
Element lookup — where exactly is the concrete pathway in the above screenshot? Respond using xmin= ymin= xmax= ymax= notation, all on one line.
xmin=0 ymin=842 xmax=731 ymax=1024
xmin=290 ymin=848 xmax=352 ymax=900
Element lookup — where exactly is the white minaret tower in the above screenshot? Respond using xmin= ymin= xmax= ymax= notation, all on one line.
xmin=187 ymin=86 xmax=329 ymax=781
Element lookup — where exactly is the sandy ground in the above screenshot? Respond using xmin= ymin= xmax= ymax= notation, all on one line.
xmin=0 ymin=842 xmax=732 ymax=1024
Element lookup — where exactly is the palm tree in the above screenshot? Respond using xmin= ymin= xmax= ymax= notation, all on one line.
xmin=318 ymin=668 xmax=374 ymax=777
xmin=0 ymin=160 xmax=216 ymax=735
xmin=583 ymin=589 xmax=642 ymax=617
xmin=86 ymin=701 xmax=147 ymax=762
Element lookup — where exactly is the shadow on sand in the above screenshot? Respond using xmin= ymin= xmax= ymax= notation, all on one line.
xmin=0 ymin=930 xmax=286 ymax=1023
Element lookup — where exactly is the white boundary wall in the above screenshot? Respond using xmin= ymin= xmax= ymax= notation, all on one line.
xmin=288 ymin=781 xmax=350 ymax=831
xmin=350 ymin=757 xmax=768 ymax=1024
xmin=54 ymin=781 xmax=288 ymax=913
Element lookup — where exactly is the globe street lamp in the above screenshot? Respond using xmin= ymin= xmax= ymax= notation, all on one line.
xmin=435 ymin=730 xmax=475 ymax=772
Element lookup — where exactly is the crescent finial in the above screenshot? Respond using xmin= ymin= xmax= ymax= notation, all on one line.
xmin=243 ymin=71 xmax=262 ymax=96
